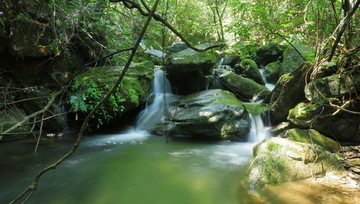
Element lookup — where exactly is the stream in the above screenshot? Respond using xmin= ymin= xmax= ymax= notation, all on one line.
xmin=0 ymin=68 xmax=272 ymax=204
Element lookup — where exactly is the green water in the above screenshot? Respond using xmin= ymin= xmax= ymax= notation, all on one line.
xmin=0 ymin=127 xmax=257 ymax=204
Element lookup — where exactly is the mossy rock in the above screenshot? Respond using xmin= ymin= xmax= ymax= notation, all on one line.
xmin=248 ymin=137 xmax=346 ymax=189
xmin=70 ymin=62 xmax=154 ymax=129
xmin=255 ymin=43 xmax=286 ymax=66
xmin=0 ymin=108 xmax=31 ymax=141
xmin=288 ymin=101 xmax=360 ymax=142
xmin=214 ymin=68 xmax=270 ymax=102
xmin=280 ymin=45 xmax=314 ymax=75
xmin=8 ymin=13 xmax=58 ymax=57
xmin=264 ymin=61 xmax=281 ymax=83
xmin=165 ymin=44 xmax=217 ymax=80
xmin=305 ymin=73 xmax=360 ymax=102
xmin=234 ymin=59 xmax=265 ymax=85
xmin=269 ymin=62 xmax=311 ymax=124
xmin=279 ymin=128 xmax=340 ymax=153
xmin=156 ymin=89 xmax=249 ymax=141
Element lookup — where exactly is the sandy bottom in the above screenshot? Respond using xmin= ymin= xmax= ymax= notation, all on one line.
xmin=255 ymin=172 xmax=360 ymax=204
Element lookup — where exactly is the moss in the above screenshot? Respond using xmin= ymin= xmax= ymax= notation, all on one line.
xmin=261 ymin=156 xmax=288 ymax=186
xmin=284 ymin=128 xmax=340 ymax=153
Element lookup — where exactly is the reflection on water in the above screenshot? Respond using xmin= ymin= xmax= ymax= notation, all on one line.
xmin=0 ymin=129 xmax=257 ymax=204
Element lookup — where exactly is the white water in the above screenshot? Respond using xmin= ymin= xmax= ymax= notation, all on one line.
xmin=135 ymin=68 xmax=177 ymax=130
xmin=247 ymin=113 xmax=271 ymax=143
xmin=259 ymin=69 xmax=275 ymax=91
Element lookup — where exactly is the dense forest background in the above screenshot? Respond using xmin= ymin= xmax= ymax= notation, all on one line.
xmin=0 ymin=1 xmax=359 ymax=203
xmin=2 ymin=0 xmax=359 ymax=63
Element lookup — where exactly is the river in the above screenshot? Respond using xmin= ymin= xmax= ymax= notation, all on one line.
xmin=0 ymin=68 xmax=270 ymax=203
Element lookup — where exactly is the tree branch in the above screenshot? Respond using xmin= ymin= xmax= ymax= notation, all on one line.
xmin=327 ymin=0 xmax=360 ymax=62
xmin=111 ymin=0 xmax=225 ymax=52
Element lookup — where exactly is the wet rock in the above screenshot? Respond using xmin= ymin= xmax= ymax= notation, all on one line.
xmin=248 ymin=137 xmax=346 ymax=189
xmin=264 ymin=61 xmax=281 ymax=83
xmin=254 ymin=43 xmax=285 ymax=66
xmin=222 ymin=55 xmax=240 ymax=67
xmin=270 ymin=62 xmax=311 ymax=124
xmin=145 ymin=49 xmax=166 ymax=65
xmin=234 ymin=59 xmax=265 ymax=85
xmin=156 ymin=89 xmax=249 ymax=141
xmin=165 ymin=44 xmax=217 ymax=81
xmin=214 ymin=68 xmax=270 ymax=102
xmin=167 ymin=42 xmax=189 ymax=55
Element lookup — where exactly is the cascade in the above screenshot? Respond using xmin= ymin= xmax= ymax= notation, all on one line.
xmin=259 ymin=69 xmax=275 ymax=91
xmin=246 ymin=68 xmax=275 ymax=142
xmin=135 ymin=67 xmax=176 ymax=130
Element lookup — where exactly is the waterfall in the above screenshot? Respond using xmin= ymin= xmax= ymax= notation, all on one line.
xmin=247 ymin=113 xmax=271 ymax=143
xmin=259 ymin=69 xmax=275 ymax=91
xmin=135 ymin=68 xmax=176 ymax=130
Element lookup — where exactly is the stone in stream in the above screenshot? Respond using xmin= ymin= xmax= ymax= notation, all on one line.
xmin=278 ymin=128 xmax=340 ymax=153
xmin=221 ymin=54 xmax=240 ymax=68
xmin=263 ymin=61 xmax=281 ymax=84
xmin=247 ymin=136 xmax=346 ymax=189
xmin=234 ymin=59 xmax=265 ymax=85
xmin=155 ymin=89 xmax=250 ymax=141
xmin=165 ymin=44 xmax=217 ymax=94
xmin=254 ymin=42 xmax=286 ymax=66
xmin=214 ymin=68 xmax=270 ymax=102
xmin=269 ymin=62 xmax=311 ymax=125
xmin=165 ymin=44 xmax=217 ymax=80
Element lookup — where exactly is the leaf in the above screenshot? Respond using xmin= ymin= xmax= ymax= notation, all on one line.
xmin=39 ymin=47 xmax=46 ymax=55
xmin=55 ymin=19 xmax=62 ymax=26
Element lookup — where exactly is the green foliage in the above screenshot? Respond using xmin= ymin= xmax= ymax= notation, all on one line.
xmin=226 ymin=42 xmax=258 ymax=59
xmin=69 ymin=78 xmax=125 ymax=129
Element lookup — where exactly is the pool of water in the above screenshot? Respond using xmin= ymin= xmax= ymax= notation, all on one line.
xmin=0 ymin=127 xmax=258 ymax=204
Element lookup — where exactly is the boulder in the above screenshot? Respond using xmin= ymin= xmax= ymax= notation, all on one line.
xmin=165 ymin=44 xmax=217 ymax=81
xmin=279 ymin=128 xmax=340 ymax=153
xmin=221 ymin=55 xmax=240 ymax=67
xmin=234 ymin=59 xmax=265 ymax=85
xmin=214 ymin=68 xmax=270 ymax=102
xmin=248 ymin=137 xmax=345 ymax=189
xmin=70 ymin=61 xmax=154 ymax=128
xmin=19 ymin=88 xmax=67 ymax=133
xmin=280 ymin=45 xmax=314 ymax=75
xmin=255 ymin=43 xmax=285 ymax=66
xmin=305 ymin=73 xmax=360 ymax=102
xmin=0 ymin=108 xmax=31 ymax=141
xmin=8 ymin=13 xmax=58 ymax=57
xmin=264 ymin=61 xmax=281 ymax=84
xmin=144 ymin=49 xmax=166 ymax=65
xmin=288 ymin=101 xmax=360 ymax=143
xmin=270 ymin=62 xmax=311 ymax=124
xmin=156 ymin=89 xmax=250 ymax=141
xmin=167 ymin=42 xmax=189 ymax=55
